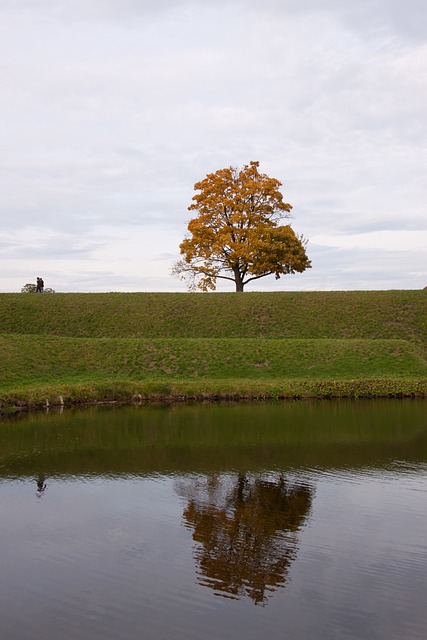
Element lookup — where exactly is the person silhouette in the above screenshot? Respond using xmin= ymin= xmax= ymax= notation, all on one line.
xmin=36 ymin=475 xmax=47 ymax=495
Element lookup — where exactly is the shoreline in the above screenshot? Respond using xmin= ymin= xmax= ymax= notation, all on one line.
xmin=1 ymin=378 xmax=426 ymax=415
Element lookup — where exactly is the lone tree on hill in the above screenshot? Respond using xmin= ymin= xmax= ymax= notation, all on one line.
xmin=172 ymin=161 xmax=311 ymax=292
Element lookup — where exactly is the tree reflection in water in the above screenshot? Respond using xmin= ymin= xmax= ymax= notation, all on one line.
xmin=180 ymin=473 xmax=313 ymax=605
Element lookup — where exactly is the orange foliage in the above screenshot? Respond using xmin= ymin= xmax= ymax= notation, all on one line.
xmin=173 ymin=161 xmax=311 ymax=292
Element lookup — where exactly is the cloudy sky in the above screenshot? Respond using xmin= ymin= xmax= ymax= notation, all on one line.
xmin=1 ymin=0 xmax=426 ymax=293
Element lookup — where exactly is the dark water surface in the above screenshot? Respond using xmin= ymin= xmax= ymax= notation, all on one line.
xmin=1 ymin=400 xmax=426 ymax=640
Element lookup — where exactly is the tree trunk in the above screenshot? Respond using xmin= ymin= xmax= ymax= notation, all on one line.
xmin=233 ymin=267 xmax=244 ymax=292
xmin=235 ymin=281 xmax=244 ymax=292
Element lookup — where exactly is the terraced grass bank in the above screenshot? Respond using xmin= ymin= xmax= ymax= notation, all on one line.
xmin=0 ymin=290 xmax=426 ymax=411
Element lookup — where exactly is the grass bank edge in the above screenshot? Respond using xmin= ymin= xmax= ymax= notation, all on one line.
xmin=1 ymin=336 xmax=426 ymax=388
xmin=1 ymin=377 xmax=426 ymax=413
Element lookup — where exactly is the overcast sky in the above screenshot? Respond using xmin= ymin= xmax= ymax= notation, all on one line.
xmin=1 ymin=0 xmax=426 ymax=293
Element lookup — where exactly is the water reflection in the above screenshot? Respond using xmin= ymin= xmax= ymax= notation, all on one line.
xmin=2 ymin=400 xmax=427 ymax=478
xmin=0 ymin=401 xmax=426 ymax=640
xmin=36 ymin=474 xmax=47 ymax=496
xmin=180 ymin=473 xmax=313 ymax=604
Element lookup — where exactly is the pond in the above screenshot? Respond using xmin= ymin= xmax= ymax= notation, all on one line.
xmin=0 ymin=400 xmax=426 ymax=640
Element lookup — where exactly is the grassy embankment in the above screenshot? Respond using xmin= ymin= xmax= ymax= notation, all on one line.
xmin=0 ymin=290 xmax=426 ymax=410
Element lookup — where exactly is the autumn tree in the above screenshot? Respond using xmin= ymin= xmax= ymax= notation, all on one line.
xmin=173 ymin=161 xmax=311 ymax=292
xmin=182 ymin=473 xmax=313 ymax=604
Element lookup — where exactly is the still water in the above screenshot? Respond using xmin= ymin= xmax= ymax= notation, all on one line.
xmin=0 ymin=400 xmax=426 ymax=640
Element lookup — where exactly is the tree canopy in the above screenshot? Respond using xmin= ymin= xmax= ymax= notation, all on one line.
xmin=173 ymin=161 xmax=311 ymax=292
xmin=182 ymin=473 xmax=313 ymax=604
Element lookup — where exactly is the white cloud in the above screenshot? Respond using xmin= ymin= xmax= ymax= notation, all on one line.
xmin=0 ymin=0 xmax=426 ymax=292
xmin=311 ymin=230 xmax=427 ymax=252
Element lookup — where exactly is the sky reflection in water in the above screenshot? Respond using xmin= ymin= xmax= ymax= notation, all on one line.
xmin=0 ymin=400 xmax=426 ymax=640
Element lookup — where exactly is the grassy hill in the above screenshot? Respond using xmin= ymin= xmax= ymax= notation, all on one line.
xmin=0 ymin=290 xmax=426 ymax=340
xmin=0 ymin=291 xmax=426 ymax=410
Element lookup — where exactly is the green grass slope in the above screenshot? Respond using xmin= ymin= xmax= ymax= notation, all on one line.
xmin=0 ymin=290 xmax=425 ymax=341
xmin=0 ymin=291 xmax=426 ymax=409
